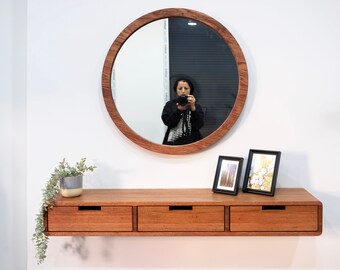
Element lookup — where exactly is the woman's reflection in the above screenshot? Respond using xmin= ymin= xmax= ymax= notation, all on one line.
xmin=161 ymin=78 xmax=204 ymax=145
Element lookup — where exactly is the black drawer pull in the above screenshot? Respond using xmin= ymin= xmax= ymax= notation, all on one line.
xmin=78 ymin=206 xmax=102 ymax=211
xmin=169 ymin=206 xmax=193 ymax=211
xmin=262 ymin=205 xmax=286 ymax=210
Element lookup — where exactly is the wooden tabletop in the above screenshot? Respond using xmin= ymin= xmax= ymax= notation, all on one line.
xmin=54 ymin=188 xmax=322 ymax=206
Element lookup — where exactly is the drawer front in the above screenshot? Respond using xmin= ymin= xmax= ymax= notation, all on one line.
xmin=138 ymin=206 xmax=225 ymax=232
xmin=230 ymin=205 xmax=318 ymax=232
xmin=48 ymin=206 xmax=132 ymax=232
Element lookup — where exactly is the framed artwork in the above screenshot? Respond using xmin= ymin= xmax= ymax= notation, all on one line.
xmin=242 ymin=149 xmax=281 ymax=196
xmin=212 ymin=156 xmax=244 ymax=195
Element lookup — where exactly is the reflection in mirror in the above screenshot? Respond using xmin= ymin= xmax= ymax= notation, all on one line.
xmin=113 ymin=19 xmax=167 ymax=143
xmin=102 ymin=8 xmax=248 ymax=155
xmin=113 ymin=18 xmax=238 ymax=145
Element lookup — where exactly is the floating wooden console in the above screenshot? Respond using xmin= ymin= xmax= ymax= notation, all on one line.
xmin=45 ymin=188 xmax=322 ymax=236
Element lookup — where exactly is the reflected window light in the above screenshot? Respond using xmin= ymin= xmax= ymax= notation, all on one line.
xmin=187 ymin=21 xmax=197 ymax=26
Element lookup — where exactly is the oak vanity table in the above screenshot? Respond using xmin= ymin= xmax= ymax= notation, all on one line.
xmin=45 ymin=188 xmax=322 ymax=236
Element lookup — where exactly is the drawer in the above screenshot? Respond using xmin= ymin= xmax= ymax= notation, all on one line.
xmin=230 ymin=205 xmax=319 ymax=232
xmin=48 ymin=206 xmax=132 ymax=232
xmin=138 ymin=206 xmax=225 ymax=232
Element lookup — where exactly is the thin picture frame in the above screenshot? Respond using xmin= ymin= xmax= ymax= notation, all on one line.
xmin=242 ymin=149 xmax=281 ymax=196
xmin=212 ymin=156 xmax=244 ymax=195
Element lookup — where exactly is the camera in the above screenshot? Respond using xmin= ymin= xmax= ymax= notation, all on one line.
xmin=176 ymin=95 xmax=188 ymax=106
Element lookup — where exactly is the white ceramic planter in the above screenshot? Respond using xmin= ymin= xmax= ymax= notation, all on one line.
xmin=60 ymin=175 xmax=83 ymax=197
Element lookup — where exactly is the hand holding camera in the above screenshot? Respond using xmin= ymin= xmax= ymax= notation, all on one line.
xmin=176 ymin=94 xmax=196 ymax=111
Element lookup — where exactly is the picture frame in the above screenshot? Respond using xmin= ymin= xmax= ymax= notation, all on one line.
xmin=212 ymin=156 xmax=244 ymax=195
xmin=242 ymin=149 xmax=281 ymax=196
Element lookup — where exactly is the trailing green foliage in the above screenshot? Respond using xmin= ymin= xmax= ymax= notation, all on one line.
xmin=32 ymin=158 xmax=96 ymax=264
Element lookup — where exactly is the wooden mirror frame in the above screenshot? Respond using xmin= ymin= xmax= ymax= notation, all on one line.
xmin=102 ymin=8 xmax=248 ymax=155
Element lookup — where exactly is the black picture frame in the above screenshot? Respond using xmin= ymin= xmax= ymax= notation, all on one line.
xmin=212 ymin=156 xmax=244 ymax=195
xmin=242 ymin=149 xmax=281 ymax=196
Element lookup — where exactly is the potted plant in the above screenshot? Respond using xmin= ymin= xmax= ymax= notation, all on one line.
xmin=32 ymin=158 xmax=96 ymax=264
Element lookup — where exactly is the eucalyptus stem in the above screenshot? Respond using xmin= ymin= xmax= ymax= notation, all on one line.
xmin=32 ymin=158 xmax=96 ymax=264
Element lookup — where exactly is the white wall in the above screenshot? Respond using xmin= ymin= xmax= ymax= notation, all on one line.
xmin=0 ymin=0 xmax=26 ymax=270
xmin=2 ymin=0 xmax=340 ymax=269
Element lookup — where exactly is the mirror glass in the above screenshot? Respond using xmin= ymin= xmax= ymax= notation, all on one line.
xmin=102 ymin=8 xmax=248 ymax=155
xmin=113 ymin=18 xmax=238 ymax=145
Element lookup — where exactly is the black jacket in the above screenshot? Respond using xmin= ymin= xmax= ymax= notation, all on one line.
xmin=161 ymin=99 xmax=204 ymax=145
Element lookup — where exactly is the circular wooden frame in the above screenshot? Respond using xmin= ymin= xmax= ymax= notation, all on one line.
xmin=102 ymin=8 xmax=248 ymax=155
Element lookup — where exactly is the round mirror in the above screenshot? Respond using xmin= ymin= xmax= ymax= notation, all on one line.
xmin=102 ymin=8 xmax=248 ymax=155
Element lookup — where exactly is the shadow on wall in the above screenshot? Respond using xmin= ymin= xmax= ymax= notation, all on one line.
xmin=313 ymin=191 xmax=340 ymax=232
xmin=56 ymin=236 xmax=319 ymax=268
xmin=83 ymin=161 xmax=133 ymax=189
xmin=63 ymin=237 xmax=88 ymax=260
xmin=272 ymin=151 xmax=311 ymax=188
